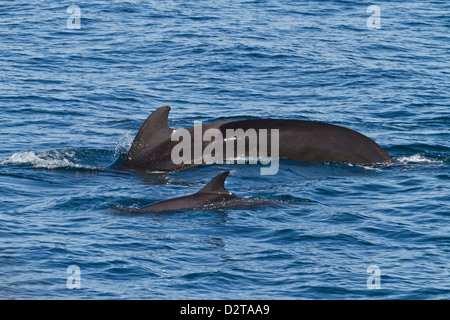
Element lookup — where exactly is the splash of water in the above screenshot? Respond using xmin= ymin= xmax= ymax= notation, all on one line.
xmin=1 ymin=150 xmax=95 ymax=170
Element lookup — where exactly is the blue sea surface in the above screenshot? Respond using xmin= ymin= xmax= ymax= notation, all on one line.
xmin=0 ymin=0 xmax=449 ymax=299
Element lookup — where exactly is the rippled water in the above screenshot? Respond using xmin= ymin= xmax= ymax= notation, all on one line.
xmin=0 ymin=0 xmax=449 ymax=299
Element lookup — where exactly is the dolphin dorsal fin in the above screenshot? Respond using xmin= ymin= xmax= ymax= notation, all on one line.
xmin=197 ymin=171 xmax=232 ymax=194
xmin=127 ymin=106 xmax=173 ymax=159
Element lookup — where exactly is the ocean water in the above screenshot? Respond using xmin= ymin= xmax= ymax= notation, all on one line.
xmin=0 ymin=0 xmax=449 ymax=300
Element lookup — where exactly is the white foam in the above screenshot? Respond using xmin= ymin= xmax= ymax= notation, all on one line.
xmin=358 ymin=165 xmax=383 ymax=172
xmin=396 ymin=154 xmax=442 ymax=164
xmin=1 ymin=150 xmax=93 ymax=169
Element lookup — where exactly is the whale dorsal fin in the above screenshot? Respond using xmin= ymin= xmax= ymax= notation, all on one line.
xmin=127 ymin=106 xmax=173 ymax=159
xmin=197 ymin=171 xmax=232 ymax=194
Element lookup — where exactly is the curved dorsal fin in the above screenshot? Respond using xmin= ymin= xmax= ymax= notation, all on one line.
xmin=197 ymin=171 xmax=232 ymax=194
xmin=127 ymin=106 xmax=173 ymax=159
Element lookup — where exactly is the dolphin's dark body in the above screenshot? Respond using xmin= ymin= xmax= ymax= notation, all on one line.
xmin=117 ymin=106 xmax=392 ymax=172
xmin=137 ymin=171 xmax=238 ymax=212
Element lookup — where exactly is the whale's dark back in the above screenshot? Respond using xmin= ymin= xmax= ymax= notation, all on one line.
xmin=117 ymin=107 xmax=392 ymax=172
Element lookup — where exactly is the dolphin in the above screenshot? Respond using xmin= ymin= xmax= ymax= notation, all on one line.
xmin=133 ymin=171 xmax=243 ymax=213
xmin=116 ymin=106 xmax=392 ymax=172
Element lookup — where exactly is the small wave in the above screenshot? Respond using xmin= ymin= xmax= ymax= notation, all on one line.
xmin=110 ymin=204 xmax=143 ymax=213
xmin=1 ymin=150 xmax=96 ymax=170
xmin=349 ymin=153 xmax=446 ymax=172
xmin=396 ymin=154 xmax=444 ymax=164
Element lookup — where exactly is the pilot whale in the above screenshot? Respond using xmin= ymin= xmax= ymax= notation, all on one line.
xmin=136 ymin=171 xmax=240 ymax=212
xmin=116 ymin=106 xmax=392 ymax=173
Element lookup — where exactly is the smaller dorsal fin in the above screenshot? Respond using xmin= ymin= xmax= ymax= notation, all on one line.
xmin=197 ymin=171 xmax=232 ymax=194
xmin=127 ymin=106 xmax=173 ymax=159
